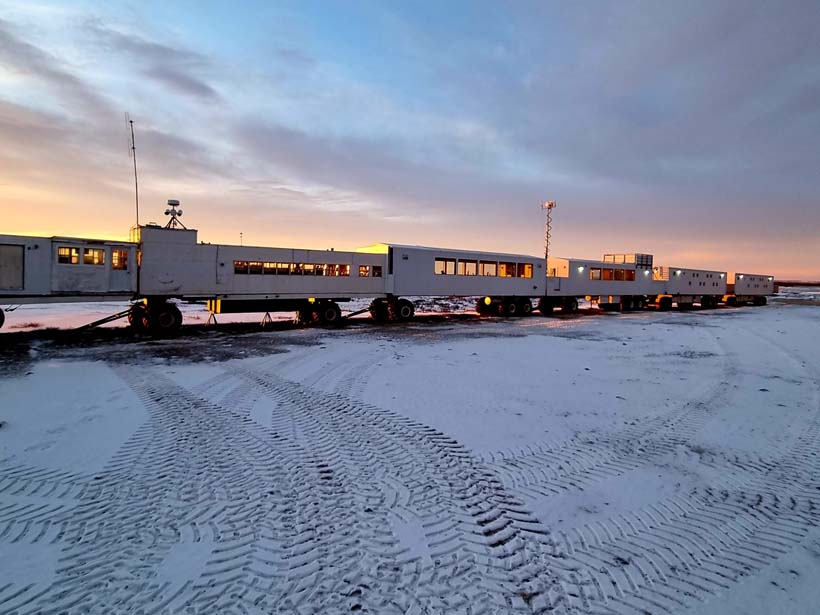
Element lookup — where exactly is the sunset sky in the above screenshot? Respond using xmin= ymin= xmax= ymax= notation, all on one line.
xmin=1 ymin=1 xmax=818 ymax=278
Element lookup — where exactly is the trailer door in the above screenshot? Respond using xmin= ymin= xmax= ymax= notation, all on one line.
xmin=0 ymin=244 xmax=24 ymax=290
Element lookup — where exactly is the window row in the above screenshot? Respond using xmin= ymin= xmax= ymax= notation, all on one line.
xmin=434 ymin=258 xmax=533 ymax=278
xmin=57 ymin=247 xmax=129 ymax=270
xmin=233 ymin=261 xmax=382 ymax=278
xmin=589 ymin=268 xmax=636 ymax=281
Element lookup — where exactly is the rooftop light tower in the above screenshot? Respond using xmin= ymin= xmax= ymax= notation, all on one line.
xmin=164 ymin=199 xmax=187 ymax=229
xmin=541 ymin=200 xmax=557 ymax=294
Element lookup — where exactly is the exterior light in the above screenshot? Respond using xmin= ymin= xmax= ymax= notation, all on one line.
xmin=308 ymin=297 xmax=316 ymax=303
xmin=643 ymin=270 xmax=650 ymax=276
xmin=676 ymin=270 xmax=682 ymax=276
xmin=720 ymin=273 xmax=725 ymax=278
xmin=484 ymin=296 xmax=492 ymax=305
xmin=739 ymin=274 xmax=744 ymax=279
xmin=577 ymin=266 xmax=585 ymax=272
xmin=768 ymin=276 xmax=773 ymax=281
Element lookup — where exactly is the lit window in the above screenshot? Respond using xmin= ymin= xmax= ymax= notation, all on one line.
xmin=458 ymin=259 xmax=478 ymax=276
xmin=314 ymin=264 xmax=326 ymax=276
xmin=338 ymin=264 xmax=350 ymax=276
xmin=83 ymin=248 xmax=105 ymax=265
xmin=234 ymin=260 xmax=249 ymax=274
xmin=264 ymin=262 xmax=277 ymax=274
xmin=303 ymin=263 xmax=315 ymax=275
xmin=434 ymin=258 xmax=456 ymax=275
xmin=614 ymin=269 xmax=625 ymax=281
xmin=589 ymin=268 xmax=601 ymax=280
xmin=625 ymin=270 xmax=636 ymax=281
xmin=517 ymin=263 xmax=533 ymax=278
xmin=249 ymin=261 xmax=263 ymax=274
xmin=112 ymin=249 xmax=128 ymax=270
xmin=372 ymin=265 xmax=383 ymax=277
xmin=58 ymin=247 xmax=79 ymax=264
xmin=498 ymin=262 xmax=515 ymax=277
xmin=276 ymin=262 xmax=290 ymax=275
xmin=359 ymin=265 xmax=371 ymax=277
xmin=602 ymin=268 xmax=614 ymax=281
xmin=290 ymin=263 xmax=304 ymax=275
xmin=479 ymin=261 xmax=497 ymax=276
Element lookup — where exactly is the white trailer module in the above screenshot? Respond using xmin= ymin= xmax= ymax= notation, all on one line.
xmin=652 ymin=266 xmax=727 ymax=309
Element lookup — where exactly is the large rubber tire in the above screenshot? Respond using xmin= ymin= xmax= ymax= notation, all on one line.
xmin=318 ymin=301 xmax=342 ymax=325
xmin=396 ymin=298 xmax=415 ymax=321
xmin=753 ymin=296 xmax=767 ymax=306
xmin=563 ymin=297 xmax=579 ymax=313
xmin=369 ymin=299 xmax=389 ymax=323
xmin=501 ymin=300 xmax=518 ymax=317
xmin=678 ymin=302 xmax=693 ymax=311
xmin=658 ymin=296 xmax=673 ymax=311
xmin=128 ymin=303 xmax=146 ymax=331
xmin=145 ymin=302 xmax=182 ymax=335
xmin=635 ymin=297 xmax=646 ymax=310
xmin=620 ymin=297 xmax=634 ymax=311
xmin=519 ymin=298 xmax=533 ymax=316
xmin=476 ymin=299 xmax=488 ymax=315
xmin=537 ymin=299 xmax=553 ymax=316
xmin=726 ymin=296 xmax=738 ymax=307
xmin=0 ymin=308 xmax=4 ymax=330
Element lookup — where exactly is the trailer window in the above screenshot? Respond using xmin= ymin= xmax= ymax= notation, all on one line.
xmin=234 ymin=260 xmax=248 ymax=274
xmin=457 ymin=259 xmax=477 ymax=276
xmin=517 ymin=263 xmax=533 ymax=278
xmin=111 ymin=249 xmax=128 ymax=270
xmin=303 ymin=263 xmax=315 ymax=275
xmin=359 ymin=265 xmax=370 ymax=277
xmin=372 ymin=265 xmax=383 ymax=277
xmin=249 ymin=261 xmax=263 ymax=274
xmin=498 ymin=262 xmax=515 ymax=277
xmin=83 ymin=248 xmax=105 ymax=265
xmin=625 ymin=270 xmax=635 ymax=281
xmin=602 ymin=268 xmax=614 ymax=281
xmin=263 ymin=262 xmax=277 ymax=274
xmin=589 ymin=268 xmax=601 ymax=280
xmin=338 ymin=264 xmax=350 ymax=276
xmin=314 ymin=264 xmax=325 ymax=276
xmin=480 ymin=261 xmax=497 ymax=276
xmin=435 ymin=258 xmax=456 ymax=275
xmin=614 ymin=269 xmax=625 ymax=281
xmin=274 ymin=262 xmax=288 ymax=275
xmin=58 ymin=247 xmax=79 ymax=264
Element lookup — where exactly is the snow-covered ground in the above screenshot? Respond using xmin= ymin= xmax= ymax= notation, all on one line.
xmin=1 ymin=302 xmax=819 ymax=614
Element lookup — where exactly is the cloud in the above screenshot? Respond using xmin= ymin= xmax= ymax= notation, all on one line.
xmin=0 ymin=17 xmax=110 ymax=113
xmin=84 ymin=21 xmax=221 ymax=101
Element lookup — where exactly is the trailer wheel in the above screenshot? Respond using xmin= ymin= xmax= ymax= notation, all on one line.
xmin=753 ymin=296 xmax=767 ymax=306
xmin=501 ymin=300 xmax=518 ymax=317
xmin=145 ymin=302 xmax=182 ymax=334
xmin=128 ymin=303 xmax=146 ymax=331
xmin=563 ymin=297 xmax=579 ymax=313
xmin=678 ymin=302 xmax=693 ymax=311
xmin=369 ymin=298 xmax=389 ymax=323
xmin=319 ymin=301 xmax=342 ymax=325
xmin=476 ymin=299 xmax=487 ymax=315
xmin=0 ymin=308 xmax=4 ymax=330
xmin=519 ymin=298 xmax=533 ymax=315
xmin=635 ymin=297 xmax=646 ymax=310
xmin=620 ymin=297 xmax=634 ymax=311
xmin=658 ymin=296 xmax=673 ymax=311
xmin=537 ymin=299 xmax=553 ymax=316
xmin=396 ymin=298 xmax=415 ymax=321
xmin=726 ymin=296 xmax=738 ymax=307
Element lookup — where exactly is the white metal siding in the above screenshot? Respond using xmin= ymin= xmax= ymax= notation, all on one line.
xmin=0 ymin=244 xmax=24 ymax=290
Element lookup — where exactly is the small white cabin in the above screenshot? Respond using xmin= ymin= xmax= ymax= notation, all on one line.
xmin=653 ymin=266 xmax=727 ymax=296
xmin=728 ymin=272 xmax=775 ymax=296
xmin=0 ymin=234 xmax=137 ymax=302
xmin=358 ymin=244 xmax=545 ymax=297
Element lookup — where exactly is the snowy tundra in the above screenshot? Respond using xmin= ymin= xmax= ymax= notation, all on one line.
xmin=0 ymin=302 xmax=819 ymax=614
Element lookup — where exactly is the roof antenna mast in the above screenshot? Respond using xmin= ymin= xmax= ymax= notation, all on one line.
xmin=125 ymin=112 xmax=139 ymax=228
xmin=541 ymin=200 xmax=557 ymax=294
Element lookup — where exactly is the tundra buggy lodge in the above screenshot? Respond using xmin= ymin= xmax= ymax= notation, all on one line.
xmin=0 ymin=200 xmax=774 ymax=333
